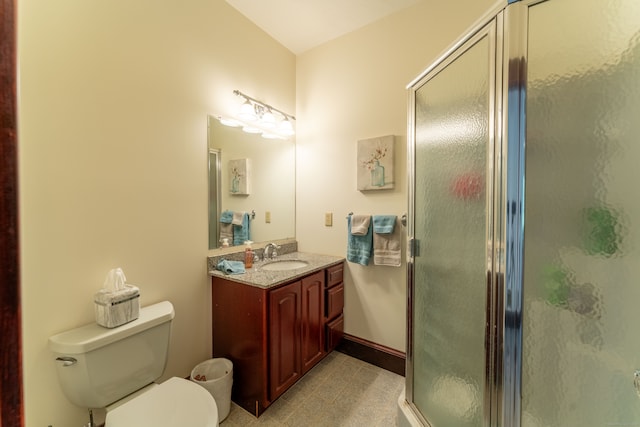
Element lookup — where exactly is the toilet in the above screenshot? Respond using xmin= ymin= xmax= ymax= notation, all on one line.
xmin=48 ymin=301 xmax=219 ymax=426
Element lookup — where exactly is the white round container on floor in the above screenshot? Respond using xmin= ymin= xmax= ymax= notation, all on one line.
xmin=191 ymin=358 xmax=233 ymax=421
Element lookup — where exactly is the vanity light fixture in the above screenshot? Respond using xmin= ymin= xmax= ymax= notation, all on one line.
xmin=238 ymin=99 xmax=257 ymax=122
xmin=261 ymin=109 xmax=276 ymax=129
xmin=217 ymin=90 xmax=296 ymax=140
xmin=279 ymin=117 xmax=295 ymax=136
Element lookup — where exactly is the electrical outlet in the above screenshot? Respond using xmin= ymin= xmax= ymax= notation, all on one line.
xmin=325 ymin=212 xmax=333 ymax=226
xmin=265 ymin=211 xmax=271 ymax=223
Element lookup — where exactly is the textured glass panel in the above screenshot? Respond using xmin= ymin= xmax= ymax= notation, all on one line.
xmin=413 ymin=35 xmax=489 ymax=427
xmin=522 ymin=0 xmax=640 ymax=425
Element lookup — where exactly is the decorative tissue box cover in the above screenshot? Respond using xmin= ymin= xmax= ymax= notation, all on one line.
xmin=94 ymin=284 xmax=140 ymax=328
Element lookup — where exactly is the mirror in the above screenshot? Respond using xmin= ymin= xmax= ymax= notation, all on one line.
xmin=208 ymin=115 xmax=295 ymax=249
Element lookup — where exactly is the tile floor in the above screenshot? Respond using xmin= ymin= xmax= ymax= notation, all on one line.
xmin=221 ymin=351 xmax=405 ymax=427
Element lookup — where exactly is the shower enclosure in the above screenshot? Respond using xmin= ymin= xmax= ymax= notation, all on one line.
xmin=404 ymin=0 xmax=640 ymax=425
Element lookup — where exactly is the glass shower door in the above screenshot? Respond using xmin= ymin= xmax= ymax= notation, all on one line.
xmin=521 ymin=0 xmax=640 ymax=425
xmin=409 ymin=22 xmax=495 ymax=427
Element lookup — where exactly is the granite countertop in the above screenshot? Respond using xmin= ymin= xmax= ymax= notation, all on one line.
xmin=208 ymin=251 xmax=344 ymax=289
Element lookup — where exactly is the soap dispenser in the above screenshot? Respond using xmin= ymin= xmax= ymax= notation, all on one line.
xmin=244 ymin=241 xmax=254 ymax=268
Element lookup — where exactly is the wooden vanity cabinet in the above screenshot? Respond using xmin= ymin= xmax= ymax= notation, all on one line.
xmin=269 ymin=271 xmax=324 ymax=401
xmin=212 ymin=265 xmax=341 ymax=417
xmin=300 ymin=272 xmax=325 ymax=373
xmin=211 ymin=276 xmax=268 ymax=416
xmin=325 ymin=264 xmax=345 ymax=352
xmin=268 ymin=279 xmax=303 ymax=400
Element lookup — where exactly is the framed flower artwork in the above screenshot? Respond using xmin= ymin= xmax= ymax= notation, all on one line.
xmin=357 ymin=135 xmax=394 ymax=191
xmin=229 ymin=158 xmax=250 ymax=195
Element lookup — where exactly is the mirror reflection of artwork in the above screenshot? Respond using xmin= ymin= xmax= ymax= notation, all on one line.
xmin=229 ymin=158 xmax=250 ymax=195
xmin=357 ymin=135 xmax=395 ymax=191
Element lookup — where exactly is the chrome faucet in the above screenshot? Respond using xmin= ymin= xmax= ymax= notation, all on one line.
xmin=263 ymin=243 xmax=280 ymax=260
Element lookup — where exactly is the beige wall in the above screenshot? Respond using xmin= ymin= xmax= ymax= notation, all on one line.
xmin=18 ymin=1 xmax=294 ymax=426
xmin=295 ymin=0 xmax=497 ymax=351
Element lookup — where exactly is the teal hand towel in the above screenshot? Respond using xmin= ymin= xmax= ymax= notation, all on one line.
xmin=233 ymin=213 xmax=251 ymax=246
xmin=372 ymin=215 xmax=397 ymax=234
xmin=220 ymin=210 xmax=234 ymax=224
xmin=216 ymin=259 xmax=246 ymax=275
xmin=347 ymin=215 xmax=373 ymax=266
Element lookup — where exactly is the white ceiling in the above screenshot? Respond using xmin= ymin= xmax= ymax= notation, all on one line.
xmin=225 ymin=0 xmax=422 ymax=54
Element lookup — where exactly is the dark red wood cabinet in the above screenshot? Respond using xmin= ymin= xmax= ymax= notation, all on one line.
xmin=324 ymin=264 xmax=344 ymax=352
xmin=212 ymin=263 xmax=344 ymax=417
xmin=300 ymin=272 xmax=325 ymax=374
xmin=269 ymin=279 xmax=302 ymax=400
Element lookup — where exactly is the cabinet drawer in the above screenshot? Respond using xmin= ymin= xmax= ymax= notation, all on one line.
xmin=326 ymin=282 xmax=344 ymax=320
xmin=326 ymin=264 xmax=343 ymax=288
xmin=326 ymin=313 xmax=344 ymax=352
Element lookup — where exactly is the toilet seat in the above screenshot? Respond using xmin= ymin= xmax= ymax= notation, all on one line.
xmin=105 ymin=377 xmax=219 ymax=427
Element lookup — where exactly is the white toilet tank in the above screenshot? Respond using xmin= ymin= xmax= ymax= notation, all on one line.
xmin=48 ymin=301 xmax=175 ymax=409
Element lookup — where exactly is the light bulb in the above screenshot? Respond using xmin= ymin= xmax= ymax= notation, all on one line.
xmin=260 ymin=110 xmax=276 ymax=129
xmin=279 ymin=118 xmax=295 ymax=136
xmin=238 ymin=100 xmax=257 ymax=121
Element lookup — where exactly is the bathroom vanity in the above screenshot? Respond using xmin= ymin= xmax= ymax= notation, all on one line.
xmin=209 ymin=252 xmax=344 ymax=417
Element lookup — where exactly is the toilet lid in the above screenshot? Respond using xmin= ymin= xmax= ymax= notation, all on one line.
xmin=106 ymin=377 xmax=218 ymax=427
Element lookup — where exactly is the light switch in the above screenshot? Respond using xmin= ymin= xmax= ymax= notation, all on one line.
xmin=265 ymin=211 xmax=271 ymax=223
xmin=325 ymin=212 xmax=333 ymax=227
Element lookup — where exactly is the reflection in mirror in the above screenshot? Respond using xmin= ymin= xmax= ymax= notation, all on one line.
xmin=208 ymin=148 xmax=221 ymax=250
xmin=208 ymin=116 xmax=295 ymax=250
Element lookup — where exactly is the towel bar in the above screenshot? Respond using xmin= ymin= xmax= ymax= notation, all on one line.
xmin=345 ymin=212 xmax=407 ymax=227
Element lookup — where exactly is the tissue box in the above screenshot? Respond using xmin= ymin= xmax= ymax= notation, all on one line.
xmin=94 ymin=285 xmax=140 ymax=328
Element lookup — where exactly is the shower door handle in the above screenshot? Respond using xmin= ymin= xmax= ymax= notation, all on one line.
xmin=409 ymin=238 xmax=420 ymax=258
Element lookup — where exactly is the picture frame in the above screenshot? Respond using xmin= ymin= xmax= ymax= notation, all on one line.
xmin=357 ymin=135 xmax=395 ymax=191
xmin=229 ymin=158 xmax=251 ymax=195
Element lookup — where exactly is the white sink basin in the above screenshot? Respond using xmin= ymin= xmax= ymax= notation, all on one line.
xmin=260 ymin=260 xmax=309 ymax=271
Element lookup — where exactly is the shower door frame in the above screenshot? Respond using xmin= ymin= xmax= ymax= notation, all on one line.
xmin=406 ymin=1 xmax=538 ymax=426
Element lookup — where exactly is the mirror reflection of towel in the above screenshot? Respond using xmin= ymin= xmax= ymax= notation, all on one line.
xmin=233 ymin=213 xmax=251 ymax=246
xmin=373 ymin=216 xmax=401 ymax=267
xmin=347 ymin=215 xmax=373 ymax=265
xmin=220 ymin=223 xmax=233 ymax=245
xmin=231 ymin=211 xmax=245 ymax=226
xmin=220 ymin=210 xmax=234 ymax=224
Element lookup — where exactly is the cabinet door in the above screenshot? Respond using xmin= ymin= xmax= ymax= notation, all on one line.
xmin=301 ymin=271 xmax=325 ymax=374
xmin=326 ymin=313 xmax=344 ymax=352
xmin=269 ymin=281 xmax=301 ymax=400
